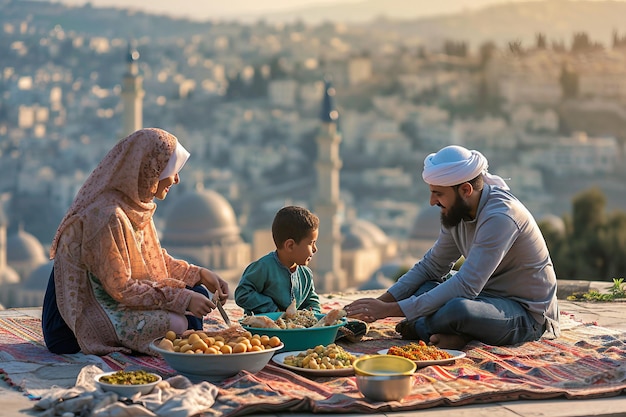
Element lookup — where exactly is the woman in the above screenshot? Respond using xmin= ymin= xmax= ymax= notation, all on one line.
xmin=42 ymin=128 xmax=229 ymax=356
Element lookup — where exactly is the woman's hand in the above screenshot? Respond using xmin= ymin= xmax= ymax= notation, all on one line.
xmin=199 ymin=268 xmax=229 ymax=304
xmin=187 ymin=291 xmax=216 ymax=318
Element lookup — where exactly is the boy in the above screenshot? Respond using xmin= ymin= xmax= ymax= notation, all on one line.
xmin=235 ymin=206 xmax=322 ymax=315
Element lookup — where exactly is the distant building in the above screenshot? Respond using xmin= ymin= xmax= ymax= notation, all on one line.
xmin=532 ymin=132 xmax=620 ymax=176
xmin=486 ymin=50 xmax=562 ymax=107
xmin=323 ymin=55 xmax=372 ymax=87
xmin=268 ymin=79 xmax=298 ymax=108
xmin=346 ymin=55 xmax=373 ymax=86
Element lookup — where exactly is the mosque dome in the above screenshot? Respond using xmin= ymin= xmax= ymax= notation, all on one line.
xmin=341 ymin=218 xmax=387 ymax=250
xmin=6 ymin=228 xmax=47 ymax=267
xmin=0 ymin=206 xmax=21 ymax=285
xmin=23 ymin=260 xmax=53 ymax=291
xmin=349 ymin=219 xmax=387 ymax=245
xmin=341 ymin=227 xmax=374 ymax=250
xmin=409 ymin=205 xmax=441 ymax=240
xmin=162 ymin=188 xmax=241 ymax=246
xmin=0 ymin=267 xmax=20 ymax=285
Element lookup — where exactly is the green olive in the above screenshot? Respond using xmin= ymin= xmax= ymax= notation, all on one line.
xmin=99 ymin=370 xmax=159 ymax=385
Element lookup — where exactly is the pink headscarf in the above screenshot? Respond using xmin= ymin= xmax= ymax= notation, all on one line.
xmin=50 ymin=128 xmax=184 ymax=258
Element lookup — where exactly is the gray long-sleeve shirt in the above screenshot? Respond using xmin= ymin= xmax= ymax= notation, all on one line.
xmin=389 ymin=184 xmax=560 ymax=338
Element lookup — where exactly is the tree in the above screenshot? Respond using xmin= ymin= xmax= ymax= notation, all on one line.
xmin=569 ymin=187 xmax=608 ymax=279
xmin=478 ymin=41 xmax=496 ymax=69
xmin=443 ymin=40 xmax=467 ymax=57
xmin=540 ymin=187 xmax=626 ymax=282
xmin=559 ymin=63 xmax=578 ymax=100
xmin=571 ymin=187 xmax=605 ymax=239
xmin=604 ymin=211 xmax=626 ymax=277
xmin=536 ymin=33 xmax=547 ymax=49
xmin=571 ymin=32 xmax=603 ymax=53
xmin=508 ymin=40 xmax=523 ymax=55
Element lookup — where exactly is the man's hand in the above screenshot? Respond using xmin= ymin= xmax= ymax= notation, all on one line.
xmin=344 ymin=298 xmax=402 ymax=323
xmin=343 ymin=298 xmax=387 ymax=323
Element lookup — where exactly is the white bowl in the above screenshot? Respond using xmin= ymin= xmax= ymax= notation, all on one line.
xmin=150 ymin=338 xmax=284 ymax=383
xmin=95 ymin=371 xmax=162 ymax=397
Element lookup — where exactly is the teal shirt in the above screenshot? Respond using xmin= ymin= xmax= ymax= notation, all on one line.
xmin=235 ymin=251 xmax=321 ymax=316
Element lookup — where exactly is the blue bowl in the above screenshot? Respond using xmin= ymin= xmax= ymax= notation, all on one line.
xmin=240 ymin=312 xmax=346 ymax=352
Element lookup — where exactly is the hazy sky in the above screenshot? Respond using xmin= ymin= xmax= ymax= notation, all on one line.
xmin=48 ymin=0 xmax=581 ymax=20
xmin=53 ymin=0 xmax=625 ymax=21
xmin=57 ymin=0 xmax=362 ymax=18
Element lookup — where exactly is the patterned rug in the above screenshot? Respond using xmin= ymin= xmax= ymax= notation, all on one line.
xmin=1 ymin=308 xmax=626 ymax=416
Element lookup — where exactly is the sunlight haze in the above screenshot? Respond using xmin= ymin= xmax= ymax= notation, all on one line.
xmin=51 ymin=0 xmax=621 ymax=21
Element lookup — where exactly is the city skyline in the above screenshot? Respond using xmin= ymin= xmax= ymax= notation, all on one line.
xmin=1 ymin=0 xmax=626 ymax=310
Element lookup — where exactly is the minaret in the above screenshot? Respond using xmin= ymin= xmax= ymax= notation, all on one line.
xmin=121 ymin=41 xmax=144 ymax=138
xmin=314 ymin=79 xmax=346 ymax=292
xmin=0 ymin=207 xmax=7 ymax=274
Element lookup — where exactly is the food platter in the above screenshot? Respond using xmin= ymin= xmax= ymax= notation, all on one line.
xmin=377 ymin=348 xmax=466 ymax=367
xmin=272 ymin=351 xmax=359 ymax=377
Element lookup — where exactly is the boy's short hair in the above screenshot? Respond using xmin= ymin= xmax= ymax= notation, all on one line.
xmin=272 ymin=206 xmax=319 ymax=247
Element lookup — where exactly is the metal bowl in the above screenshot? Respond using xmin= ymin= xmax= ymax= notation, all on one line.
xmin=355 ymin=374 xmax=414 ymax=402
xmin=239 ymin=312 xmax=346 ymax=351
xmin=95 ymin=371 xmax=162 ymax=397
xmin=150 ymin=338 xmax=283 ymax=383
xmin=352 ymin=354 xmax=417 ymax=376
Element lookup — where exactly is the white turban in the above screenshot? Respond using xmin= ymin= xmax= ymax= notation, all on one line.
xmin=422 ymin=145 xmax=509 ymax=190
xmin=159 ymin=141 xmax=190 ymax=180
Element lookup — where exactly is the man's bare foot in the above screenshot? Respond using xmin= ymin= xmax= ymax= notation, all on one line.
xmin=429 ymin=333 xmax=470 ymax=350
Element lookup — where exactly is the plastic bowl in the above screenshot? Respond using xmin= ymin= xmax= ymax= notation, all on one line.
xmin=150 ymin=339 xmax=283 ymax=383
xmin=355 ymin=374 xmax=414 ymax=402
xmin=95 ymin=371 xmax=162 ymax=397
xmin=239 ymin=312 xmax=346 ymax=351
xmin=352 ymin=354 xmax=417 ymax=376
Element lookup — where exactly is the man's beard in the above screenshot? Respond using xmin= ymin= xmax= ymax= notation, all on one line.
xmin=440 ymin=191 xmax=472 ymax=228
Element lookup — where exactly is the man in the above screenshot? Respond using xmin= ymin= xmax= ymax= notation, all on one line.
xmin=345 ymin=145 xmax=560 ymax=349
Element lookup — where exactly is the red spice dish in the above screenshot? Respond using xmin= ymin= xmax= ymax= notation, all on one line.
xmin=387 ymin=341 xmax=454 ymax=361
